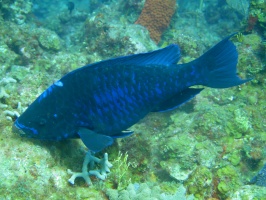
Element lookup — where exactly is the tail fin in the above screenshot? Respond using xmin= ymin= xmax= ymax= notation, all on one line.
xmin=192 ymin=34 xmax=251 ymax=88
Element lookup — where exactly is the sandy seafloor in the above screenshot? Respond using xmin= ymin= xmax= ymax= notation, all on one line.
xmin=0 ymin=0 xmax=266 ymax=199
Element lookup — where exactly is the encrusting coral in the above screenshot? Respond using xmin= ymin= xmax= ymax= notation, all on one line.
xmin=135 ymin=0 xmax=176 ymax=43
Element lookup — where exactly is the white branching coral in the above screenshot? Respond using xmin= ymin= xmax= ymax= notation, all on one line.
xmin=0 ymin=87 xmax=10 ymax=99
xmin=0 ymin=77 xmax=18 ymax=113
xmin=0 ymin=77 xmax=25 ymax=120
xmin=68 ymin=151 xmax=112 ymax=186
xmin=0 ymin=77 xmax=17 ymax=101
xmin=0 ymin=77 xmax=17 ymax=85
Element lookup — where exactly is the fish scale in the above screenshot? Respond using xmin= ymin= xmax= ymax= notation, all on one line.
xmin=79 ymin=65 xmax=174 ymax=134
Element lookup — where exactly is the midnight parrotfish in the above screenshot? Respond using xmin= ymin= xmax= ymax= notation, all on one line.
xmin=13 ymin=34 xmax=250 ymax=152
xmin=67 ymin=2 xmax=75 ymax=14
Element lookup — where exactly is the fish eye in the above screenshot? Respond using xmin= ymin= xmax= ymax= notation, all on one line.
xmin=39 ymin=118 xmax=46 ymax=126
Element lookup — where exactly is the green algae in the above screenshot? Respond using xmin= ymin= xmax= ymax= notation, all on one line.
xmin=225 ymin=108 xmax=251 ymax=139
xmin=250 ymin=0 xmax=266 ymax=29
xmin=242 ymin=34 xmax=262 ymax=51
xmin=228 ymin=151 xmax=241 ymax=166
xmin=185 ymin=166 xmax=213 ymax=200
xmin=107 ymin=151 xmax=132 ymax=190
xmin=195 ymin=140 xmax=219 ymax=168
xmin=217 ymin=165 xmax=242 ymax=197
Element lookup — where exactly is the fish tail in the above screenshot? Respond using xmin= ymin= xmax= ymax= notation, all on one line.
xmin=192 ymin=34 xmax=251 ymax=88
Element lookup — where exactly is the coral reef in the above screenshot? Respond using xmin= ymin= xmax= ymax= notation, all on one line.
xmin=82 ymin=18 xmax=157 ymax=59
xmin=0 ymin=0 xmax=265 ymax=199
xmin=3 ymin=0 xmax=32 ymax=24
xmin=135 ymin=0 xmax=176 ymax=43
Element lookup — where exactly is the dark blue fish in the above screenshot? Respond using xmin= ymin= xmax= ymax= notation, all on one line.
xmin=13 ymin=34 xmax=250 ymax=152
xmin=250 ymin=164 xmax=266 ymax=187
xmin=67 ymin=2 xmax=75 ymax=14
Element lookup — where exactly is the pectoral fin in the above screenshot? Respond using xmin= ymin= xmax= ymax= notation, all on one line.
xmin=78 ymin=128 xmax=113 ymax=152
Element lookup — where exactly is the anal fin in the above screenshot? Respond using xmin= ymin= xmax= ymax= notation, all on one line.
xmin=152 ymin=88 xmax=204 ymax=112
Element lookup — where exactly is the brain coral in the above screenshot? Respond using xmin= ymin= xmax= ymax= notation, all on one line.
xmin=135 ymin=0 xmax=176 ymax=43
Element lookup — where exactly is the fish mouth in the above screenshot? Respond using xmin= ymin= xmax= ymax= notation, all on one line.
xmin=12 ymin=121 xmax=26 ymax=136
xmin=13 ymin=120 xmax=39 ymax=136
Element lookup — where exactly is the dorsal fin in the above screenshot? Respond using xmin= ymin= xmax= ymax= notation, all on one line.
xmin=64 ymin=45 xmax=180 ymax=78
xmin=99 ymin=44 xmax=180 ymax=66
xmin=84 ymin=45 xmax=180 ymax=69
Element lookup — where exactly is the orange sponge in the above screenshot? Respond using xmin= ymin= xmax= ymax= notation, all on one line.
xmin=135 ymin=0 xmax=176 ymax=43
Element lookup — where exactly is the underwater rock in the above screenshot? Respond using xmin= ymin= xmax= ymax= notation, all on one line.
xmin=226 ymin=0 xmax=250 ymax=18
xmin=37 ymin=28 xmax=61 ymax=51
xmin=8 ymin=0 xmax=32 ymax=24
xmin=230 ymin=185 xmax=266 ymax=200
xmin=160 ymin=161 xmax=194 ymax=181
xmin=185 ymin=166 xmax=213 ymax=199
xmin=0 ymin=44 xmax=19 ymax=68
xmin=0 ymin=77 xmax=17 ymax=112
xmin=216 ymin=165 xmax=242 ymax=198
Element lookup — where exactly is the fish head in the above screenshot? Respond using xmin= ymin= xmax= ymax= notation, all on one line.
xmin=14 ymin=111 xmax=41 ymax=138
xmin=13 ymin=84 xmax=75 ymax=140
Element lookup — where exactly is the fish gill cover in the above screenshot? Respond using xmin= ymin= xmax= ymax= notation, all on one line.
xmin=0 ymin=0 xmax=266 ymax=199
